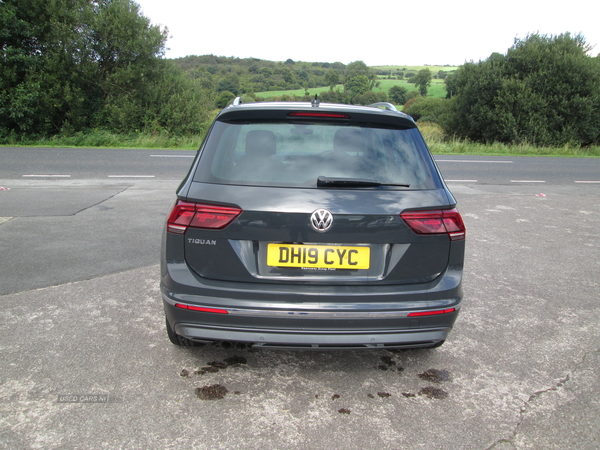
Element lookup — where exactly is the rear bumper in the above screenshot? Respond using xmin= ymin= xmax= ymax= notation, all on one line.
xmin=171 ymin=319 xmax=451 ymax=350
xmin=161 ymin=270 xmax=462 ymax=349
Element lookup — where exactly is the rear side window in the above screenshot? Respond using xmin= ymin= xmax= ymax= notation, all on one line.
xmin=194 ymin=121 xmax=441 ymax=189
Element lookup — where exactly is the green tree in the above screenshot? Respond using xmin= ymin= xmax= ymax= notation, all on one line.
xmin=403 ymin=97 xmax=451 ymax=123
xmin=319 ymin=89 xmax=346 ymax=104
xmin=353 ymin=91 xmax=388 ymax=106
xmin=0 ymin=0 xmax=211 ymax=138
xmin=344 ymin=75 xmax=370 ymax=102
xmin=217 ymin=75 xmax=240 ymax=95
xmin=445 ymin=33 xmax=600 ymax=146
xmin=0 ymin=0 xmax=95 ymax=135
xmin=324 ymin=69 xmax=340 ymax=90
xmin=345 ymin=61 xmax=378 ymax=89
xmin=410 ymin=69 xmax=432 ymax=96
xmin=444 ymin=73 xmax=458 ymax=99
xmin=389 ymin=85 xmax=408 ymax=105
xmin=215 ymin=91 xmax=236 ymax=108
xmin=92 ymin=0 xmax=171 ymax=132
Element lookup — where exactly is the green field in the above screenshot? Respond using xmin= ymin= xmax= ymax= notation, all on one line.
xmin=255 ymin=64 xmax=455 ymax=100
xmin=373 ymin=78 xmax=448 ymax=98
xmin=255 ymin=85 xmax=335 ymax=99
xmin=256 ymin=79 xmax=448 ymax=101
xmin=371 ymin=65 xmax=458 ymax=73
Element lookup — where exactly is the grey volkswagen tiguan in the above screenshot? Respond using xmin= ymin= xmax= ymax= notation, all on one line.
xmin=161 ymin=99 xmax=465 ymax=350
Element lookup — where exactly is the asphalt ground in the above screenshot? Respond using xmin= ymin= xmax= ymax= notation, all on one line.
xmin=0 ymin=159 xmax=599 ymax=448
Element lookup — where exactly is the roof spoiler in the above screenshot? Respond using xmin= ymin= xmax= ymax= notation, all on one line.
xmin=368 ymin=102 xmax=398 ymax=112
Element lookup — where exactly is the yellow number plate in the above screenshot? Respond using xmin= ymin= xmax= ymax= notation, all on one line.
xmin=267 ymin=244 xmax=370 ymax=269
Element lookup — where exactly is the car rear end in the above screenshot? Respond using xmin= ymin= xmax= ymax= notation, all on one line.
xmin=160 ymin=101 xmax=465 ymax=350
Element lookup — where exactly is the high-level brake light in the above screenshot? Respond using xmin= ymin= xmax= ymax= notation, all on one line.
xmin=400 ymin=208 xmax=465 ymax=241
xmin=167 ymin=201 xmax=242 ymax=234
xmin=288 ymin=112 xmax=350 ymax=119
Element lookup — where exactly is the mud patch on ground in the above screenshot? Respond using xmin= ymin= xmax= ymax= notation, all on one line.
xmin=190 ymin=355 xmax=248 ymax=375
xmin=418 ymin=386 xmax=448 ymax=399
xmin=377 ymin=392 xmax=391 ymax=398
xmin=195 ymin=384 xmax=229 ymax=400
xmin=224 ymin=355 xmax=247 ymax=366
xmin=377 ymin=355 xmax=397 ymax=371
xmin=207 ymin=361 xmax=227 ymax=370
xmin=418 ymin=368 xmax=450 ymax=383
xmin=338 ymin=408 xmax=351 ymax=414
xmin=402 ymin=392 xmax=416 ymax=398
xmin=380 ymin=356 xmax=396 ymax=366
xmin=195 ymin=366 xmax=219 ymax=375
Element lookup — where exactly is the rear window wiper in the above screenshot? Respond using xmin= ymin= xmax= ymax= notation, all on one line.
xmin=317 ymin=176 xmax=410 ymax=188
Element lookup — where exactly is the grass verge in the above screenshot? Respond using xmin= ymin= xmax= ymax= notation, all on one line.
xmin=419 ymin=122 xmax=600 ymax=157
xmin=1 ymin=130 xmax=204 ymax=150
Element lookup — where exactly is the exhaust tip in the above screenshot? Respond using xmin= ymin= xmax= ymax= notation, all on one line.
xmin=217 ymin=341 xmax=249 ymax=350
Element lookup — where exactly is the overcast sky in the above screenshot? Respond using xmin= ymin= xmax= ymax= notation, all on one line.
xmin=134 ymin=0 xmax=599 ymax=66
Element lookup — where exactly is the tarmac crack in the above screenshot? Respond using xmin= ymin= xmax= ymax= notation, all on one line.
xmin=484 ymin=348 xmax=599 ymax=450
xmin=71 ymin=187 xmax=129 ymax=215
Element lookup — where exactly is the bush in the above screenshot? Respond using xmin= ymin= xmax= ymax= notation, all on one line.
xmin=215 ymin=91 xmax=236 ymax=108
xmin=319 ymin=90 xmax=346 ymax=104
xmin=353 ymin=91 xmax=387 ymax=105
xmin=445 ymin=33 xmax=600 ymax=146
xmin=403 ymin=97 xmax=452 ymax=123
xmin=389 ymin=85 xmax=408 ymax=105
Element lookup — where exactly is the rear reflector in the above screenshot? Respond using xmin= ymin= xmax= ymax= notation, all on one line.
xmin=175 ymin=303 xmax=229 ymax=314
xmin=408 ymin=308 xmax=456 ymax=317
xmin=288 ymin=112 xmax=350 ymax=119
xmin=167 ymin=200 xmax=242 ymax=234
xmin=400 ymin=208 xmax=465 ymax=241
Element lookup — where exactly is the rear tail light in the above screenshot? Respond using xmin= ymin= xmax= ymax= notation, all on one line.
xmin=167 ymin=201 xmax=242 ymax=234
xmin=401 ymin=208 xmax=465 ymax=241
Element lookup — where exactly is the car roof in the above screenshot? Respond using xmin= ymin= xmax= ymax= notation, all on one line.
xmin=217 ymin=100 xmax=417 ymax=128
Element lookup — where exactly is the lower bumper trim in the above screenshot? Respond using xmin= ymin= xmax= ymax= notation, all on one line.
xmin=175 ymin=323 xmax=450 ymax=349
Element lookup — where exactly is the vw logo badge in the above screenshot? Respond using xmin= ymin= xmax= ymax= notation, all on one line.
xmin=311 ymin=209 xmax=333 ymax=232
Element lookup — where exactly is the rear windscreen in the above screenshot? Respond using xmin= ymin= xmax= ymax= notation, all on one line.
xmin=193 ymin=121 xmax=441 ymax=189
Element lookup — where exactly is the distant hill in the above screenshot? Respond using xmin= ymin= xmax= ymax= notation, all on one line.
xmin=171 ymin=55 xmax=458 ymax=97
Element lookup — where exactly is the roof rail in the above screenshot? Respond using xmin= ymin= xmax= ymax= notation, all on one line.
xmin=232 ymin=97 xmax=242 ymax=106
xmin=369 ymin=102 xmax=398 ymax=112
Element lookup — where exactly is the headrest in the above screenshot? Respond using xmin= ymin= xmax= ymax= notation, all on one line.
xmin=334 ymin=128 xmax=364 ymax=153
xmin=245 ymin=130 xmax=277 ymax=157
